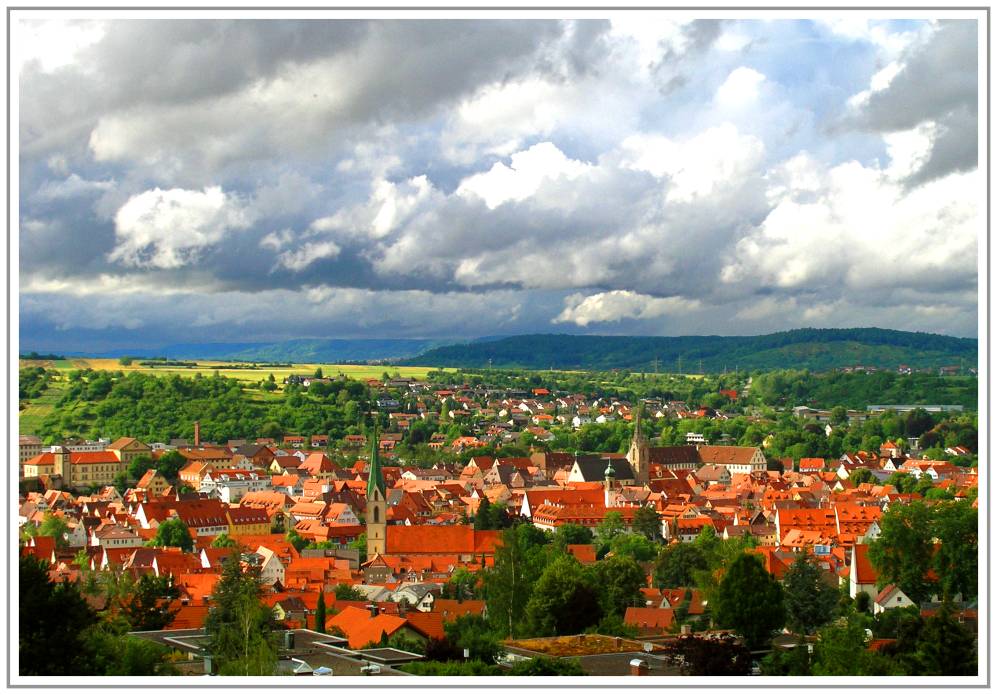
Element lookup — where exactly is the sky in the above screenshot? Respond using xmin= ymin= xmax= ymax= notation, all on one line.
xmin=16 ymin=15 xmax=981 ymax=351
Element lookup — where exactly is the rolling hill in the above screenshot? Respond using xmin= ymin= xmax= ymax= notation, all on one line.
xmin=398 ymin=328 xmax=978 ymax=372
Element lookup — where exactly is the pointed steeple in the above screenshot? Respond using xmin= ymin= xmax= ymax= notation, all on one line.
xmin=367 ymin=423 xmax=385 ymax=498
xmin=633 ymin=404 xmax=645 ymax=442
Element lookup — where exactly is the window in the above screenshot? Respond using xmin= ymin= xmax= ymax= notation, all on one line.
xmin=374 ymin=507 xmax=379 ymax=523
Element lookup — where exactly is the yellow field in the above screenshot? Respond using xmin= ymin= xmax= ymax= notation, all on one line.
xmin=22 ymin=358 xmax=448 ymax=384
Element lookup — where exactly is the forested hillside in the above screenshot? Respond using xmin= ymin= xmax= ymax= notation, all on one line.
xmin=402 ymin=328 xmax=977 ymax=372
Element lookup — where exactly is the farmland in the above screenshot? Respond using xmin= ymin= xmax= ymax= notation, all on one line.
xmin=20 ymin=358 xmax=446 ymax=384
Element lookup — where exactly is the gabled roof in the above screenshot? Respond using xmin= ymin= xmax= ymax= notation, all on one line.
xmin=327 ymin=606 xmax=408 ymax=649
xmin=573 ymin=455 xmax=635 ymax=482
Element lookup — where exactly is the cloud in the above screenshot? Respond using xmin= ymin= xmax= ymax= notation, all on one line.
xmin=15 ymin=17 xmax=981 ymax=346
xmin=274 ymin=240 xmax=341 ymax=271
xmin=619 ymin=124 xmax=764 ymax=202
xmin=845 ymin=20 xmax=978 ymax=184
xmin=554 ymin=290 xmax=701 ymax=326
xmin=456 ymin=142 xmax=593 ymax=209
xmin=715 ymin=66 xmax=766 ymax=106
xmin=108 ymin=186 xmax=253 ymax=268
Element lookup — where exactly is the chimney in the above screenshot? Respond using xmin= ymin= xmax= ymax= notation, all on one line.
xmin=681 ymin=624 xmax=691 ymax=636
xmin=367 ymin=603 xmax=379 ymax=618
xmin=194 ymin=421 xmax=201 ymax=447
xmin=629 ymin=659 xmax=649 ymax=676
xmin=613 ymin=636 xmax=623 ymax=648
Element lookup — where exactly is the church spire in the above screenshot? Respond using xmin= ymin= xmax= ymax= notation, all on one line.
xmin=367 ymin=422 xmax=385 ymax=498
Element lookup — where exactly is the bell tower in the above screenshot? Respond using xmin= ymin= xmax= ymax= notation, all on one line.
xmin=365 ymin=425 xmax=387 ymax=560
xmin=627 ymin=406 xmax=650 ymax=485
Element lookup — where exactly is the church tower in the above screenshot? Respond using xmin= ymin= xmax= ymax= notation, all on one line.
xmin=365 ymin=427 xmax=387 ymax=560
xmin=603 ymin=460 xmax=617 ymax=508
xmin=627 ymin=406 xmax=650 ymax=485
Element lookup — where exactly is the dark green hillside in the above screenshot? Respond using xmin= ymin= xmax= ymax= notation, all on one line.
xmin=401 ymin=328 xmax=977 ymax=372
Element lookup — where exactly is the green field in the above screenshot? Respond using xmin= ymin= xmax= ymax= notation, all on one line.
xmin=21 ymin=358 xmax=447 ymax=384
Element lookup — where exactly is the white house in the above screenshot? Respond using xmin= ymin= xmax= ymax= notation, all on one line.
xmin=873 ymin=584 xmax=913 ymax=614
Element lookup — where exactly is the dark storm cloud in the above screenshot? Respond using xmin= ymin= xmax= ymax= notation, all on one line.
xmin=851 ymin=19 xmax=978 ymax=184
xmin=16 ymin=16 xmax=981 ymax=347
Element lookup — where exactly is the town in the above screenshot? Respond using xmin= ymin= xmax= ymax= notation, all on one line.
xmin=18 ymin=365 xmax=979 ymax=677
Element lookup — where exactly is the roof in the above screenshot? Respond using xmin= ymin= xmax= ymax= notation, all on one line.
xmin=852 ymin=544 xmax=878 ymax=584
xmin=624 ymin=607 xmax=676 ymax=631
xmin=573 ymin=456 xmax=636 ymax=482
xmin=386 ymin=525 xmax=501 ymax=555
xmin=327 ymin=606 xmax=408 ymax=649
xmin=697 ymin=446 xmax=762 ymax=466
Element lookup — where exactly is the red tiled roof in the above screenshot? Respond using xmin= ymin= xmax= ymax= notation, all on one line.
xmin=624 ymin=606 xmax=675 ymax=632
xmin=386 ymin=526 xmax=501 ymax=555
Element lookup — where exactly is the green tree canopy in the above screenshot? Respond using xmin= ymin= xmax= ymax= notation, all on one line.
xmin=714 ymin=553 xmax=786 ymax=649
xmin=594 ymin=555 xmax=646 ymax=618
xmin=204 ymin=552 xmax=279 ymax=676
xmin=118 ymin=573 xmax=180 ymax=631
xmin=931 ymin=500 xmax=978 ymax=601
xmin=868 ymin=501 xmax=936 ymax=604
xmin=631 ymin=505 xmax=661 ymax=540
xmin=653 ymin=543 xmax=708 ymax=588
xmin=148 ymin=518 xmax=194 ymax=552
xmin=19 ymin=555 xmax=99 ymax=675
xmin=782 ymin=553 xmax=839 ymax=635
xmin=524 ymin=555 xmax=602 ymax=637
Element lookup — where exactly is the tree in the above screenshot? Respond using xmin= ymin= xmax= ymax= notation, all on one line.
xmin=632 ymin=505 xmax=661 ymax=540
xmin=849 ymin=468 xmax=875 ymax=486
xmin=37 ymin=511 xmax=70 ymax=550
xmin=854 ymin=591 xmax=871 ymax=614
xmin=506 ymin=656 xmax=585 ymax=675
xmin=714 ymin=553 xmax=786 ymax=649
xmin=931 ymin=500 xmax=978 ymax=601
xmin=285 ymin=528 xmax=308 ymax=552
xmin=154 ymin=450 xmax=186 ymax=482
xmin=524 ymin=555 xmax=602 ymax=637
xmin=212 ymin=533 xmax=238 ymax=548
xmin=484 ymin=525 xmax=549 ymax=638
xmin=653 ymin=543 xmax=708 ymax=588
xmin=443 ymin=614 xmax=500 ymax=663
xmin=663 ymin=634 xmax=752 ymax=676
xmin=148 ymin=518 xmax=194 ymax=552
xmin=760 ymin=644 xmax=813 ymax=676
xmin=594 ymin=510 xmax=626 ymax=555
xmin=608 ymin=532 xmax=658 ymax=562
xmin=314 ymin=367 xmax=324 ymax=379
xmin=442 ymin=566 xmax=479 ymax=601
xmin=127 ymin=454 xmax=155 ymax=481
xmin=204 ymin=552 xmax=279 ymax=676
xmin=868 ymin=501 xmax=935 ymax=604
xmin=551 ymin=523 xmax=593 ymax=549
xmin=20 ymin=555 xmax=100 ymax=675
xmin=333 ymin=583 xmax=364 ymax=601
xmin=912 ymin=603 xmax=977 ymax=675
xmin=812 ymin=612 xmax=902 ymax=676
xmin=314 ymin=592 xmax=327 ymax=634
xmin=118 ymin=573 xmax=180 ymax=631
xmin=782 ymin=554 xmax=839 ymax=635
xmin=594 ymin=555 xmax=646 ymax=617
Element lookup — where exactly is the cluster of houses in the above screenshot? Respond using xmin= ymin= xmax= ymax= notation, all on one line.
xmin=18 ymin=403 xmax=977 ymax=664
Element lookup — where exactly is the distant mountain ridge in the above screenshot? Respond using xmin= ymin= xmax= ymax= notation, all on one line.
xmin=55 ymin=338 xmax=448 ymax=363
xmin=399 ymin=328 xmax=978 ymax=372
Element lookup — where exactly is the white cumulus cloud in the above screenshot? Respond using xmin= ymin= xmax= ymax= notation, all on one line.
xmin=554 ymin=290 xmax=700 ymax=326
xmin=457 ymin=142 xmax=592 ymax=209
xmin=109 ymin=186 xmax=252 ymax=269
